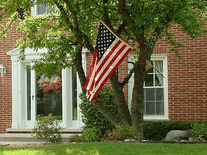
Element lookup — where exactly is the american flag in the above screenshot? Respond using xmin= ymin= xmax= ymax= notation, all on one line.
xmin=84 ymin=21 xmax=132 ymax=102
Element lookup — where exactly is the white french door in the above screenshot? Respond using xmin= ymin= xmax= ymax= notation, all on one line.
xmin=21 ymin=63 xmax=81 ymax=129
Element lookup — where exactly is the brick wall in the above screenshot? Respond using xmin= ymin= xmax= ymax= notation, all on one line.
xmin=158 ymin=25 xmax=207 ymax=121
xmin=0 ymin=20 xmax=23 ymax=133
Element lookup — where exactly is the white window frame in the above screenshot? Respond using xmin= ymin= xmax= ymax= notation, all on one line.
xmin=128 ymin=54 xmax=169 ymax=120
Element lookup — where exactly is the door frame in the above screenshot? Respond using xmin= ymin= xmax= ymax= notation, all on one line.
xmin=7 ymin=47 xmax=87 ymax=129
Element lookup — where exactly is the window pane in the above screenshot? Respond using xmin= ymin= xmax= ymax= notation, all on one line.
xmin=36 ymin=74 xmax=62 ymax=120
xmin=47 ymin=6 xmax=56 ymax=13
xmin=146 ymin=102 xmax=155 ymax=114
xmin=146 ymin=88 xmax=154 ymax=101
xmin=155 ymin=74 xmax=163 ymax=86
xmin=156 ymin=102 xmax=164 ymax=115
xmin=147 ymin=61 xmax=153 ymax=73
xmin=145 ymin=74 xmax=153 ymax=86
xmin=154 ymin=60 xmax=163 ymax=73
xmin=156 ymin=88 xmax=164 ymax=101
xmin=38 ymin=5 xmax=46 ymax=14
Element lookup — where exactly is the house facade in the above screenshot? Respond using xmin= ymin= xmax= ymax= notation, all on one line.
xmin=0 ymin=4 xmax=207 ymax=133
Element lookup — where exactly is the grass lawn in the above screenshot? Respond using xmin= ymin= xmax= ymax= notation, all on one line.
xmin=0 ymin=142 xmax=207 ymax=155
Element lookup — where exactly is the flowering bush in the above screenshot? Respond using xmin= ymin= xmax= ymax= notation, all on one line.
xmin=37 ymin=76 xmax=62 ymax=94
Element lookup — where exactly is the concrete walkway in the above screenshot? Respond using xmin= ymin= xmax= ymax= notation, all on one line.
xmin=0 ymin=133 xmax=74 ymax=147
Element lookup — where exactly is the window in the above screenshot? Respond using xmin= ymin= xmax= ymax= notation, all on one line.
xmin=144 ymin=60 xmax=164 ymax=115
xmin=128 ymin=54 xmax=168 ymax=120
xmin=37 ymin=4 xmax=56 ymax=15
xmin=31 ymin=1 xmax=56 ymax=16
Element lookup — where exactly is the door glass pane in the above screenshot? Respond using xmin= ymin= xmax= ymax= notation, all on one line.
xmin=72 ymin=68 xmax=77 ymax=120
xmin=36 ymin=74 xmax=62 ymax=120
xmin=27 ymin=69 xmax=31 ymax=120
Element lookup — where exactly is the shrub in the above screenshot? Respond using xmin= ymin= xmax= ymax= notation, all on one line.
xmin=108 ymin=125 xmax=139 ymax=141
xmin=143 ymin=121 xmax=193 ymax=141
xmin=83 ymin=127 xmax=103 ymax=142
xmin=69 ymin=134 xmax=85 ymax=143
xmin=191 ymin=122 xmax=207 ymax=141
xmin=32 ymin=113 xmax=63 ymax=143
xmin=79 ymin=86 xmax=119 ymax=140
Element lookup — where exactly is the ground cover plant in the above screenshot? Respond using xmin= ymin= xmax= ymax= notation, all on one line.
xmin=191 ymin=122 xmax=207 ymax=141
xmin=1 ymin=142 xmax=207 ymax=155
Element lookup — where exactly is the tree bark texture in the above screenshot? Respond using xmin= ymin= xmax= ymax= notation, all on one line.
xmin=110 ymin=72 xmax=131 ymax=126
xmin=130 ymin=45 xmax=147 ymax=139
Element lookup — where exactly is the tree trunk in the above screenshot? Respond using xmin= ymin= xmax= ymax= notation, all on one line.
xmin=110 ymin=72 xmax=131 ymax=126
xmin=131 ymin=46 xmax=147 ymax=139
xmin=73 ymin=49 xmax=87 ymax=94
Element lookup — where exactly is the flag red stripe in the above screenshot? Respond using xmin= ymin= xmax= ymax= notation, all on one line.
xmin=84 ymin=50 xmax=98 ymax=89
xmin=90 ymin=47 xmax=131 ymax=102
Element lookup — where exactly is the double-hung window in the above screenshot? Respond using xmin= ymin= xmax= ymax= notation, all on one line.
xmin=128 ymin=54 xmax=168 ymax=120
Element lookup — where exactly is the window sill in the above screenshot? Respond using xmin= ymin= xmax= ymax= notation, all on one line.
xmin=144 ymin=115 xmax=169 ymax=121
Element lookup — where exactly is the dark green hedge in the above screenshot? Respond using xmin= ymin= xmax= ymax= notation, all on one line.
xmin=143 ymin=121 xmax=193 ymax=141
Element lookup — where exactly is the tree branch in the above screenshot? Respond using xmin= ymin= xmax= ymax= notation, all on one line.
xmin=118 ymin=0 xmax=144 ymax=44
xmin=55 ymin=1 xmax=94 ymax=53
xmin=120 ymin=63 xmax=134 ymax=87
xmin=62 ymin=0 xmax=78 ymax=29
xmin=73 ymin=47 xmax=87 ymax=94
xmin=116 ymin=20 xmax=126 ymax=35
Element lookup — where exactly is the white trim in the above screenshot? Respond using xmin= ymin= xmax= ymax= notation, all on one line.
xmin=31 ymin=5 xmax=37 ymax=16
xmin=11 ymin=61 xmax=19 ymax=128
xmin=128 ymin=54 xmax=169 ymax=120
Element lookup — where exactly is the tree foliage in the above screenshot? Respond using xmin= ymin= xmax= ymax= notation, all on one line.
xmin=0 ymin=0 xmax=206 ymax=139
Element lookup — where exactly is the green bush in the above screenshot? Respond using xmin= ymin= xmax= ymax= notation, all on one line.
xmin=32 ymin=113 xmax=63 ymax=143
xmin=109 ymin=125 xmax=139 ymax=141
xmin=69 ymin=134 xmax=85 ymax=143
xmin=80 ymin=85 xmax=119 ymax=140
xmin=191 ymin=122 xmax=207 ymax=141
xmin=143 ymin=121 xmax=193 ymax=141
xmin=83 ymin=127 xmax=103 ymax=142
